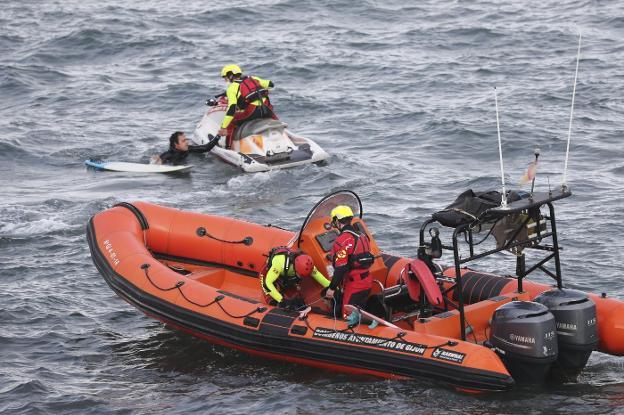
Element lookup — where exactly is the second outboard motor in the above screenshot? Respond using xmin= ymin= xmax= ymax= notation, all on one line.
xmin=490 ymin=301 xmax=558 ymax=383
xmin=534 ymin=289 xmax=598 ymax=377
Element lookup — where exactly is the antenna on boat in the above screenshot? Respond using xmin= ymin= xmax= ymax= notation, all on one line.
xmin=562 ymin=32 xmax=582 ymax=191
xmin=530 ymin=147 xmax=540 ymax=198
xmin=548 ymin=176 xmax=552 ymax=196
xmin=494 ymin=87 xmax=508 ymax=208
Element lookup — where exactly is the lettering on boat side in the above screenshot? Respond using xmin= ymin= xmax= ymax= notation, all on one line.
xmin=103 ymin=239 xmax=120 ymax=266
xmin=313 ymin=328 xmax=426 ymax=355
xmin=431 ymin=348 xmax=466 ymax=364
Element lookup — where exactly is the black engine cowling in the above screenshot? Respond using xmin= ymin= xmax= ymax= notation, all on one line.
xmin=534 ymin=289 xmax=598 ymax=377
xmin=489 ymin=301 xmax=558 ymax=383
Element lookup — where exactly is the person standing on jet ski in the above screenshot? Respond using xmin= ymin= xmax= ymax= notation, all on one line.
xmin=324 ymin=205 xmax=376 ymax=324
xmin=216 ymin=64 xmax=277 ymax=149
xmin=152 ymin=131 xmax=220 ymax=165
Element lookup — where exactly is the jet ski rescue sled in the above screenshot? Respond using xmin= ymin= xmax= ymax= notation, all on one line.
xmin=86 ymin=190 xmax=624 ymax=392
xmin=193 ymin=97 xmax=328 ymax=172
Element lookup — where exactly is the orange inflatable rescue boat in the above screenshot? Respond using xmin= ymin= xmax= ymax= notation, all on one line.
xmin=87 ymin=190 xmax=624 ymax=392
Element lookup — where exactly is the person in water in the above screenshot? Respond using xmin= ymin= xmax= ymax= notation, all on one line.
xmin=217 ymin=64 xmax=277 ymax=149
xmin=152 ymin=131 xmax=220 ymax=165
xmin=324 ymin=205 xmax=376 ymax=325
xmin=260 ymin=248 xmax=330 ymax=310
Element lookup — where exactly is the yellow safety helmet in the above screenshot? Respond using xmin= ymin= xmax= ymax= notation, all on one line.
xmin=221 ymin=64 xmax=242 ymax=78
xmin=330 ymin=205 xmax=354 ymax=221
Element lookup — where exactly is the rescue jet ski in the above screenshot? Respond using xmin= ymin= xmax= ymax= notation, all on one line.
xmin=193 ymin=97 xmax=328 ymax=173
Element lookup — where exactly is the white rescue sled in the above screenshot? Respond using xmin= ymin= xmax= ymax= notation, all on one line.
xmin=193 ymin=98 xmax=329 ymax=173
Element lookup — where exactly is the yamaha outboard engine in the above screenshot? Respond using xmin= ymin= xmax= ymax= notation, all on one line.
xmin=490 ymin=301 xmax=558 ymax=383
xmin=534 ymin=289 xmax=598 ymax=378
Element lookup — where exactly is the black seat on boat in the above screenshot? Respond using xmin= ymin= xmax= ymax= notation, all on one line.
xmin=367 ymin=260 xmax=448 ymax=322
xmin=366 ymin=281 xmax=411 ymax=321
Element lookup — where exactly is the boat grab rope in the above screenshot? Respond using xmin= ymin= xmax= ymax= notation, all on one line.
xmin=196 ymin=227 xmax=253 ymax=246
xmin=141 ymin=264 xmax=266 ymax=317
xmin=141 ymin=263 xmax=463 ymax=350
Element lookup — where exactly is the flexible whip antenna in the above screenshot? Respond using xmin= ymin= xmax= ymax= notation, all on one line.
xmin=530 ymin=147 xmax=541 ymax=198
xmin=562 ymin=32 xmax=582 ymax=190
xmin=494 ymin=87 xmax=508 ymax=208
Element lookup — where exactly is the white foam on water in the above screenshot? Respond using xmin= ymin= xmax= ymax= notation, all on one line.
xmin=0 ymin=216 xmax=73 ymax=238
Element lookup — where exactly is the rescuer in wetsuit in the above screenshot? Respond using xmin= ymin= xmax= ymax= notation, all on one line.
xmin=261 ymin=249 xmax=330 ymax=310
xmin=216 ymin=64 xmax=277 ymax=149
xmin=324 ymin=205 xmax=375 ymax=323
xmin=152 ymin=131 xmax=220 ymax=165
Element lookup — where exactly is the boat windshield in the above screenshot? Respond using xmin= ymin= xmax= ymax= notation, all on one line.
xmin=296 ymin=190 xmax=362 ymax=247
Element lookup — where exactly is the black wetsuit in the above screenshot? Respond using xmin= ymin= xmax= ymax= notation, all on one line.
xmin=159 ymin=139 xmax=219 ymax=165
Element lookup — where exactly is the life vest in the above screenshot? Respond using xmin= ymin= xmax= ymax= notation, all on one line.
xmin=343 ymin=230 xmax=375 ymax=270
xmin=260 ymin=247 xmax=301 ymax=291
xmin=236 ymin=76 xmax=269 ymax=109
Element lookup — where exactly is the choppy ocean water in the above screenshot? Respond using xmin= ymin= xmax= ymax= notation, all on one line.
xmin=1 ymin=1 xmax=624 ymax=413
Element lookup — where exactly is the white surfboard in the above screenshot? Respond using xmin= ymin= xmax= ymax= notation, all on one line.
xmin=85 ymin=159 xmax=193 ymax=173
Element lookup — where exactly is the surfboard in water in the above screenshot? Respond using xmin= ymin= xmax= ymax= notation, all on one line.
xmin=85 ymin=159 xmax=193 ymax=173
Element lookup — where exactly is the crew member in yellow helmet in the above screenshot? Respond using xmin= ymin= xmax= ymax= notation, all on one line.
xmin=324 ymin=205 xmax=375 ymax=324
xmin=217 ymin=64 xmax=277 ymax=149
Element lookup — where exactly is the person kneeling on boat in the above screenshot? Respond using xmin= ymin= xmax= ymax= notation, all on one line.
xmin=324 ymin=205 xmax=376 ymax=326
xmin=217 ymin=64 xmax=277 ymax=150
xmin=152 ymin=131 xmax=220 ymax=165
xmin=261 ymin=248 xmax=330 ymax=310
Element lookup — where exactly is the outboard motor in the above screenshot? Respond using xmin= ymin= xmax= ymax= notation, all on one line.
xmin=489 ymin=301 xmax=558 ymax=383
xmin=534 ymin=289 xmax=598 ymax=378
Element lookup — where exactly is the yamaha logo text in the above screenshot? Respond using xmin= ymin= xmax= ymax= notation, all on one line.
xmin=509 ymin=333 xmax=536 ymax=344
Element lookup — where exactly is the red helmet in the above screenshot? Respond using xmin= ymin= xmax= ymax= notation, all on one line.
xmin=294 ymin=255 xmax=314 ymax=278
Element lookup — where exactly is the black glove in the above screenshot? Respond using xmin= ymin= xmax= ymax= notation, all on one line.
xmin=207 ymin=134 xmax=221 ymax=143
xmin=279 ymin=298 xmax=293 ymax=309
xmin=206 ymin=98 xmax=218 ymax=106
